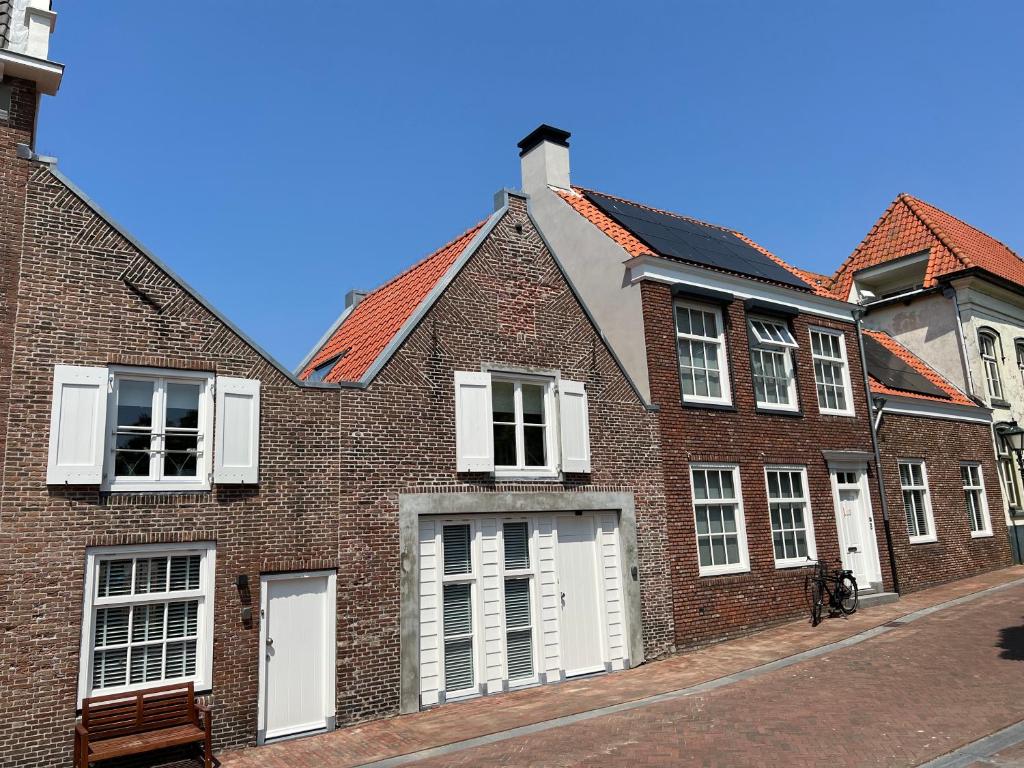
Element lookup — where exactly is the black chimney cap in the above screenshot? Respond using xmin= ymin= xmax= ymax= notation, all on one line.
xmin=517 ymin=124 xmax=571 ymax=157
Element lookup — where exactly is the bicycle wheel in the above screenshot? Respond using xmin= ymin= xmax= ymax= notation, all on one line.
xmin=810 ymin=579 xmax=824 ymax=626
xmin=838 ymin=574 xmax=859 ymax=615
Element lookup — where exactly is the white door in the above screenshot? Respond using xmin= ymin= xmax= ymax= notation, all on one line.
xmin=556 ymin=515 xmax=604 ymax=676
xmin=259 ymin=572 xmax=336 ymax=742
xmin=832 ymin=470 xmax=881 ymax=587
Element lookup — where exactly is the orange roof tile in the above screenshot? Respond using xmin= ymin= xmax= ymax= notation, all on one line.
xmin=555 ymin=186 xmax=835 ymax=296
xmin=863 ymin=329 xmax=976 ymax=407
xmin=301 ymin=221 xmax=486 ymax=383
xmin=832 ymin=193 xmax=1024 ymax=300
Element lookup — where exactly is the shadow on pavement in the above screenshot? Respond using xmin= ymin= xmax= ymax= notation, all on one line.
xmin=998 ymin=620 xmax=1024 ymax=661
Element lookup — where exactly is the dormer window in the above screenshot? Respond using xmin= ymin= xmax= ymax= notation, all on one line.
xmin=306 ymin=355 xmax=341 ymax=383
xmin=850 ymin=251 xmax=929 ymax=304
xmin=749 ymin=318 xmax=798 ymax=412
xmin=979 ymin=330 xmax=1003 ymax=402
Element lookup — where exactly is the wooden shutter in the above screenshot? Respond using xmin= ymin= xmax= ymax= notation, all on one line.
xmin=214 ymin=376 xmax=260 ymax=484
xmin=47 ymin=364 xmax=109 ymax=485
xmin=558 ymin=379 xmax=591 ymax=473
xmin=454 ymin=371 xmax=494 ymax=473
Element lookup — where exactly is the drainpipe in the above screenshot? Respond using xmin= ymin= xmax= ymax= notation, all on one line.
xmin=854 ymin=311 xmax=901 ymax=595
xmin=943 ymin=285 xmax=978 ymax=398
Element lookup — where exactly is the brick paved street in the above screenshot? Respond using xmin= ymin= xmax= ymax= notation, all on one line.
xmin=221 ymin=567 xmax=1024 ymax=768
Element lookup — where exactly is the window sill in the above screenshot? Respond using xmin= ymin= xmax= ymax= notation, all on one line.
xmin=775 ymin=558 xmax=816 ymax=570
xmin=909 ymin=536 xmax=938 ymax=545
xmin=698 ymin=565 xmax=751 ymax=578
xmin=970 ymin=530 xmax=994 ymax=539
xmin=755 ymin=406 xmax=803 ymax=418
xmin=681 ymin=399 xmax=737 ymax=412
xmin=818 ymin=408 xmax=856 ymax=418
xmin=493 ymin=470 xmax=560 ymax=482
xmin=102 ymin=481 xmax=211 ymax=493
xmin=989 ymin=398 xmax=1011 ymax=409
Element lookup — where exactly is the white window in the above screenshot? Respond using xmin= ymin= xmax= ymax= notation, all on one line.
xmin=810 ymin=328 xmax=855 ymax=416
xmin=691 ymin=464 xmax=749 ymax=576
xmin=501 ymin=521 xmax=536 ymax=685
xmin=749 ymin=318 xmax=798 ymax=411
xmin=78 ymin=543 xmax=215 ymax=704
xmin=48 ymin=365 xmax=261 ymax=490
xmin=979 ymin=331 xmax=1004 ymax=401
xmin=1000 ymin=459 xmax=1021 ymax=509
xmin=961 ymin=463 xmax=992 ymax=537
xmin=105 ymin=369 xmax=214 ymax=491
xmin=765 ymin=467 xmax=816 ymax=566
xmin=676 ymin=302 xmax=731 ymax=406
xmin=1017 ymin=340 xmax=1024 ymax=374
xmin=899 ymin=460 xmax=936 ymax=543
xmin=453 ymin=372 xmax=590 ymax=476
xmin=441 ymin=523 xmax=477 ymax=697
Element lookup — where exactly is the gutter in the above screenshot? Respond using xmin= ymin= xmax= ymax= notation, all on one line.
xmin=943 ymin=284 xmax=978 ymax=398
xmin=855 ymin=312 xmax=901 ymax=595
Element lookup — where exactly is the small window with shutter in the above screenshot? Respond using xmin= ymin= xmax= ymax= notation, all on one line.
xmin=502 ymin=521 xmax=535 ymax=684
xmin=441 ymin=524 xmax=476 ymax=696
xmin=77 ymin=543 xmax=216 ymax=705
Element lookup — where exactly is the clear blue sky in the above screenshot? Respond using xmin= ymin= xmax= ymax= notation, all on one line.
xmin=41 ymin=2 xmax=1024 ymax=368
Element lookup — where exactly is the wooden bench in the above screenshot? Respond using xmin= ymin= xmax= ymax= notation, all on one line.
xmin=74 ymin=681 xmax=212 ymax=768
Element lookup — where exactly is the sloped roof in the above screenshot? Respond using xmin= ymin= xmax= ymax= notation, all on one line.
xmin=300 ymin=221 xmax=486 ymax=384
xmin=863 ymin=329 xmax=975 ymax=407
xmin=555 ymin=186 xmax=836 ymax=297
xmin=831 ymin=193 xmax=1024 ymax=300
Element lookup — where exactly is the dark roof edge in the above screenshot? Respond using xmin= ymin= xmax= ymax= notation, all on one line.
xmin=43 ymin=165 xmax=358 ymax=390
xmin=939 ymin=267 xmax=1024 ymax=298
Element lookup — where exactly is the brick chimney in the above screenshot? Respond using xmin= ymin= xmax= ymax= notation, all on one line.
xmin=518 ymin=124 xmax=571 ymax=194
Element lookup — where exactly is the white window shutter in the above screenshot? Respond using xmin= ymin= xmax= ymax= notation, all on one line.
xmin=47 ymin=365 xmax=109 ymax=485
xmin=558 ymin=379 xmax=591 ymax=473
xmin=214 ymin=376 xmax=260 ymax=484
xmin=454 ymin=371 xmax=493 ymax=473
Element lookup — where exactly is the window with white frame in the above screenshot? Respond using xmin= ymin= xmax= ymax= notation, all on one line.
xmin=765 ymin=467 xmax=816 ymax=566
xmin=899 ymin=460 xmax=936 ymax=542
xmin=106 ymin=370 xmax=213 ymax=491
xmin=810 ymin=328 xmax=854 ymax=415
xmin=749 ymin=318 xmax=798 ymax=411
xmin=1000 ymin=458 xmax=1021 ymax=509
xmin=675 ymin=302 xmax=731 ymax=406
xmin=492 ymin=378 xmax=556 ymax=475
xmin=979 ymin=331 xmax=1004 ymax=401
xmin=961 ymin=463 xmax=992 ymax=536
xmin=502 ymin=521 xmax=535 ymax=684
xmin=691 ymin=465 xmax=748 ymax=575
xmin=1017 ymin=339 xmax=1024 ymax=373
xmin=78 ymin=543 xmax=215 ymax=703
xmin=441 ymin=524 xmax=476 ymax=696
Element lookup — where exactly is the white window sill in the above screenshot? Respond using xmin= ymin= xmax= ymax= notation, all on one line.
xmin=774 ymin=558 xmax=816 ymax=570
xmin=909 ymin=535 xmax=937 ymax=544
xmin=757 ymin=403 xmax=800 ymax=413
xmin=698 ymin=564 xmax=750 ymax=578
xmin=818 ymin=408 xmax=856 ymax=417
xmin=102 ymin=480 xmax=211 ymax=493
xmin=970 ymin=529 xmax=994 ymax=539
xmin=494 ymin=469 xmax=559 ymax=481
xmin=682 ymin=396 xmax=733 ymax=407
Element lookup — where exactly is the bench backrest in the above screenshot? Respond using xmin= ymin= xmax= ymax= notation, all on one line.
xmin=82 ymin=682 xmax=196 ymax=741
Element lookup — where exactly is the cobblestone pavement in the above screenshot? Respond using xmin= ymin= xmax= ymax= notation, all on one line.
xmin=220 ymin=567 xmax=1024 ymax=768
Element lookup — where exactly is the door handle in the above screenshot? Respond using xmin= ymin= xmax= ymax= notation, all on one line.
xmin=560 ymin=591 xmax=566 ymax=606
xmin=266 ymin=637 xmax=274 ymax=647
xmin=848 ymin=546 xmax=859 ymax=553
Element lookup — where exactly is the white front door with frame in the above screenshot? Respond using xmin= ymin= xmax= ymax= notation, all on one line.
xmin=830 ymin=468 xmax=882 ymax=588
xmin=258 ymin=571 xmax=336 ymax=743
xmin=555 ymin=514 xmax=605 ymax=677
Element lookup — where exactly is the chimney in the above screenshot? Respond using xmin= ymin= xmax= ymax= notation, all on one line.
xmin=0 ymin=1 xmax=61 ymax=97
xmin=518 ymin=124 xmax=571 ymax=194
xmin=345 ymin=289 xmax=368 ymax=310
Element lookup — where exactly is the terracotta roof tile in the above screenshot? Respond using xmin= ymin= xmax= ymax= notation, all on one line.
xmin=831 ymin=193 xmax=1024 ymax=300
xmin=555 ymin=186 xmax=834 ymax=296
xmin=301 ymin=221 xmax=486 ymax=383
xmin=863 ymin=329 xmax=976 ymax=407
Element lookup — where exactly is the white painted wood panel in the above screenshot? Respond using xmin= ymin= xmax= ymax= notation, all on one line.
xmin=418 ymin=519 xmax=440 ymax=707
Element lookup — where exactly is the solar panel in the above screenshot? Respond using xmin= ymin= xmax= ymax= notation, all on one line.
xmin=863 ymin=336 xmax=949 ymax=399
xmin=584 ymin=190 xmax=811 ymax=290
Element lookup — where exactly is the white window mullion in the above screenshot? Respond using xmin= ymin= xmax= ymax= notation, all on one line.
xmin=514 ymin=383 xmax=525 ymax=470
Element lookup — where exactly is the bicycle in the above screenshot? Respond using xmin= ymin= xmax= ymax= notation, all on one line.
xmin=806 ymin=559 xmax=858 ymax=626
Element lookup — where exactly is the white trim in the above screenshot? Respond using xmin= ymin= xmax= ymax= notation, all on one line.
xmin=763 ymin=465 xmax=817 ymax=568
xmin=809 ymin=326 xmax=856 ymax=417
xmin=961 ymin=461 xmax=994 ymax=538
xmin=77 ymin=541 xmax=216 ymax=708
xmin=626 ymin=254 xmax=858 ymax=322
xmin=0 ymin=48 xmax=63 ymax=95
xmin=437 ymin=519 xmax=482 ymax=701
xmin=257 ymin=570 xmax=337 ymax=743
xmin=749 ymin=316 xmax=799 ymax=412
xmin=675 ymin=300 xmax=732 ymax=406
xmin=899 ymin=459 xmax=938 ymax=544
xmin=491 ymin=375 xmax=560 ymax=479
xmin=879 ymin=395 xmax=992 ymax=424
xmin=828 ymin=466 xmax=883 ymax=585
xmin=690 ymin=463 xmax=750 ymax=577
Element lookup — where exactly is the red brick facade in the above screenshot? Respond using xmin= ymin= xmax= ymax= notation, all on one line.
xmin=877 ymin=412 xmax=1012 ymax=592
xmin=640 ymin=281 xmax=893 ymax=648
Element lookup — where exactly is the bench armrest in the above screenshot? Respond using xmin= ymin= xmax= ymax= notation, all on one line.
xmin=75 ymin=722 xmax=89 ymax=737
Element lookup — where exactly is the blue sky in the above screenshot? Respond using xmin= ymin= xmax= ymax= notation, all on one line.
xmin=41 ymin=2 xmax=1024 ymax=368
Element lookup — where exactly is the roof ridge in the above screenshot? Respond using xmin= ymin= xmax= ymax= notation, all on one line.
xmin=898 ymin=193 xmax=975 ymax=273
xmin=830 ymin=193 xmax=903 ymax=294
xmin=903 ymin=193 xmax=1023 ymax=263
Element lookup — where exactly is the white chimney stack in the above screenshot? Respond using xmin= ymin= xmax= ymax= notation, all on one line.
xmin=518 ymin=124 xmax=571 ymax=194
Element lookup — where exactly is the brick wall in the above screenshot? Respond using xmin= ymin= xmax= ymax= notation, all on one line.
xmin=878 ymin=412 xmax=1012 ymax=592
xmin=332 ymin=195 xmax=674 ymax=725
xmin=640 ymin=280 xmax=893 ymax=648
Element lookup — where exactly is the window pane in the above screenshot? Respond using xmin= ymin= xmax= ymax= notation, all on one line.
xmin=444 ymin=637 xmax=474 ymax=692
xmin=523 ymin=425 xmax=546 ymax=467
xmin=522 ymin=384 xmax=544 ymax=425
xmin=164 ymin=434 xmax=199 ymax=477
xmin=493 ymin=424 xmax=517 ymax=466
xmin=711 ymin=536 xmax=726 ymax=565
xmin=167 ymin=601 xmax=199 ymax=639
xmin=504 ymin=578 xmax=531 ymax=629
xmin=117 ymin=380 xmax=154 ymax=428
xmin=130 ymin=644 xmax=163 ymax=684
xmin=443 ymin=582 xmax=473 ymax=636
xmin=165 ymin=639 xmax=197 ymax=678
xmin=443 ymin=525 xmax=472 ymax=575
xmin=503 ymin=522 xmax=530 ymax=570
xmin=725 ymin=535 xmax=739 ymax=563
xmin=169 ymin=555 xmax=201 ymax=591
xmin=93 ymin=648 xmax=128 ymax=689
xmin=165 ymin=382 xmax=200 ymax=430
xmin=131 ymin=604 xmax=165 ymax=642
xmin=492 ymin=381 xmax=515 ymax=422
xmin=95 ymin=606 xmax=130 ymax=647
xmin=98 ymin=559 xmax=133 ymax=598
xmin=675 ymin=306 xmax=692 ymax=335
xmin=135 ymin=557 xmax=168 ymax=594
xmin=115 ymin=433 xmax=151 ymax=477
xmin=506 ymin=628 xmax=533 ymax=681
